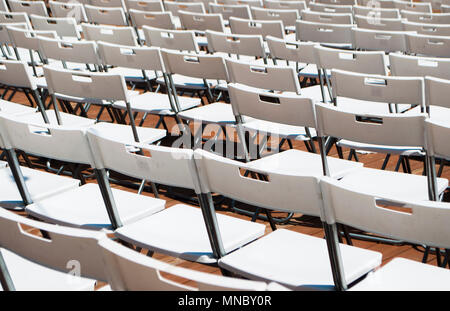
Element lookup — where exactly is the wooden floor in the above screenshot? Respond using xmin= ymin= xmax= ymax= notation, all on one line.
xmin=6 ymin=82 xmax=450 ymax=290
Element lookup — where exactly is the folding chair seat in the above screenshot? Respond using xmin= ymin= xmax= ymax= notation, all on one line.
xmin=406 ymin=33 xmax=450 ymax=58
xmin=82 ymin=24 xmax=139 ymax=46
xmin=97 ymin=42 xmax=200 ymax=127
xmin=353 ymin=5 xmax=400 ymax=18
xmin=85 ymin=5 xmax=129 ymax=26
xmin=315 ymin=102 xmax=448 ymax=202
xmin=301 ymin=10 xmax=353 ymax=25
xmin=205 ymin=30 xmax=268 ymax=69
xmin=402 ymin=21 xmax=450 ymax=37
xmin=0 ymin=98 xmax=37 ymax=116
xmin=401 ymin=11 xmax=450 ymax=25
xmin=125 ymin=0 xmax=164 ymax=12
xmin=264 ymin=0 xmax=306 ymax=13
xmin=85 ymin=129 xmax=265 ymax=263
xmin=99 ymin=238 xmax=274 ymax=290
xmin=193 ymin=149 xmax=379 ymax=289
xmin=295 ymin=20 xmax=354 ymax=49
xmin=0 ymin=208 xmax=109 ymax=291
xmin=29 ymin=15 xmax=81 ymax=41
xmin=351 ymin=28 xmax=412 ymax=54
xmin=49 ymin=1 xmax=88 ymax=24
xmin=354 ymin=15 xmax=403 ymax=31
xmin=393 ymin=0 xmax=432 ymax=13
xmin=320 ymin=176 xmax=450 ymax=290
xmin=0 ymin=114 xmax=165 ymax=229
xmin=308 ymin=2 xmax=353 ymax=13
xmin=229 ymin=17 xmax=287 ymax=40
xmin=8 ymin=0 xmax=48 ymax=17
xmin=209 ymin=3 xmax=251 ymax=22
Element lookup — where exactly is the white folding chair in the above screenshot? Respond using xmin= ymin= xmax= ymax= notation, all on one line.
xmin=0 ymin=11 xmax=32 ymax=29
xmin=85 ymin=5 xmax=129 ymax=26
xmin=8 ymin=0 xmax=48 ymax=17
xmin=193 ymin=148 xmax=378 ymax=290
xmin=295 ymin=20 xmax=354 ymax=49
xmin=82 ymin=24 xmax=138 ymax=46
xmin=251 ymin=7 xmax=299 ymax=28
xmin=125 ymin=0 xmax=164 ymax=12
xmin=49 ymin=1 xmax=88 ymax=23
xmin=406 ymin=33 xmax=450 ymax=58
xmin=352 ymin=28 xmax=412 ymax=53
xmin=358 ymin=0 xmax=396 ymax=8
xmin=393 ymin=0 xmax=432 ymax=13
xmin=264 ymin=0 xmax=307 ymax=14
xmin=301 ymin=10 xmax=353 ymax=25
xmin=421 ymin=76 xmax=450 ymax=125
xmin=390 ymin=53 xmax=450 ymax=80
xmin=401 ymin=11 xmax=450 ymax=24
xmin=179 ymin=10 xmax=226 ymax=33
xmin=353 ymin=5 xmax=400 ymax=18
xmin=209 ymin=3 xmax=251 ymax=21
xmin=98 ymin=42 xmax=200 ymax=129
xmin=86 ymin=130 xmax=265 ymax=263
xmin=98 ymin=238 xmax=271 ymax=290
xmin=129 ymin=9 xmax=176 ymax=44
xmin=402 ymin=20 xmax=450 ymax=37
xmin=143 ymin=25 xmax=199 ymax=52
xmin=0 ymin=22 xmax=28 ymax=59
xmin=320 ymin=176 xmax=450 ymax=291
xmin=29 ymin=15 xmax=80 ymax=40
xmin=229 ymin=16 xmax=286 ymax=39
xmin=354 ymin=15 xmax=403 ymax=31
xmin=221 ymin=0 xmax=263 ymax=8
xmin=0 ymin=208 xmax=109 ymax=291
xmin=314 ymin=0 xmax=355 ymax=5
xmin=308 ymin=2 xmax=353 ymax=13
xmin=90 ymin=0 xmax=126 ymax=9
xmin=164 ymin=0 xmax=206 ymax=16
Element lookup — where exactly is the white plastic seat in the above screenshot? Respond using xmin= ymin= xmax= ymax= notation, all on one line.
xmin=295 ymin=20 xmax=353 ymax=48
xmin=0 ymin=11 xmax=32 ymax=29
xmin=353 ymin=5 xmax=400 ymax=18
xmin=82 ymin=24 xmax=138 ymax=46
xmin=125 ymin=0 xmax=164 ymax=12
xmin=0 ymin=99 xmax=36 ymax=116
xmin=49 ymin=1 xmax=88 ymax=23
xmin=402 ymin=20 xmax=450 ymax=37
xmin=229 ymin=16 xmax=285 ymax=39
xmin=85 ymin=5 xmax=129 ymax=26
xmin=264 ymin=0 xmax=307 ymax=14
xmin=209 ymin=3 xmax=251 ymax=21
xmin=251 ymin=7 xmax=299 ymax=27
xmin=29 ymin=15 xmax=80 ymax=40
xmin=9 ymin=0 xmax=48 ymax=17
xmin=179 ymin=10 xmax=226 ymax=32
xmin=352 ymin=28 xmax=412 ymax=53
xmin=394 ymin=0 xmax=432 ymax=13
xmin=354 ymin=15 xmax=403 ymax=31
xmin=301 ymin=10 xmax=353 ymax=25
xmin=406 ymin=33 xmax=450 ymax=58
xmin=308 ymin=2 xmax=353 ymax=13
xmin=350 ymin=258 xmax=450 ymax=291
xmin=401 ymin=11 xmax=450 ymax=24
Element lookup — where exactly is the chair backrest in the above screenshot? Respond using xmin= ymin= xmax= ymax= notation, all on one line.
xmin=86 ymin=128 xmax=201 ymax=191
xmin=194 ymin=148 xmax=323 ymax=215
xmin=125 ymin=0 xmax=164 ymax=12
xmin=161 ymin=49 xmax=228 ymax=80
xmin=308 ymin=2 xmax=353 ymax=13
xmin=43 ymin=65 xmax=129 ymax=103
xmin=0 ymin=11 xmax=31 ymax=29
xmin=314 ymin=45 xmax=388 ymax=75
xmin=393 ymin=0 xmax=432 ymax=13
xmin=49 ymin=1 xmax=88 ymax=23
xmin=9 ymin=0 xmax=48 ymax=16
xmin=0 ymin=59 xmax=36 ymax=90
xmin=179 ymin=10 xmax=225 ymax=32
xmin=30 ymin=15 xmax=80 ymax=39
xmin=402 ymin=21 xmax=450 ymax=37
xmin=352 ymin=5 xmax=400 ymax=18
xmin=99 ymin=238 xmax=268 ymax=290
xmin=209 ymin=3 xmax=251 ymax=20
xmin=225 ymin=58 xmax=300 ymax=92
xmin=206 ymin=30 xmax=265 ymax=58
xmin=424 ymin=76 xmax=450 ymax=110
xmin=250 ymin=7 xmax=299 ymax=27
xmin=352 ymin=28 xmax=411 ymax=53
xmin=98 ymin=41 xmax=165 ymax=71
xmin=0 ymin=208 xmax=108 ymax=282
xmin=85 ymin=5 xmax=129 ymax=26
xmin=7 ymin=25 xmax=57 ymax=51
xmin=266 ymin=35 xmax=317 ymax=64
xmin=38 ymin=36 xmax=101 ymax=65
xmin=129 ymin=9 xmax=176 ymax=30
xmin=315 ymin=0 xmax=355 ymax=5
xmin=221 ymin=0 xmax=263 ymax=7
xmin=143 ymin=26 xmax=199 ymax=52
xmin=229 ymin=82 xmax=316 ymax=131
xmin=330 ymin=69 xmax=424 ymax=108
xmin=0 ymin=22 xmax=27 ymax=45
xmin=406 ymin=33 xmax=450 ymax=58
xmin=229 ymin=16 xmax=285 ymax=39
xmin=426 ymin=111 xmax=450 ymax=160
xmin=296 ymin=20 xmax=353 ymax=45
xmin=358 ymin=0 xmax=396 ymax=8
xmin=264 ymin=0 xmax=307 ymax=14
xmin=90 ymin=0 xmax=126 ymax=9
xmin=82 ymin=24 xmax=138 ymax=46
xmin=164 ymin=1 xmax=205 ymax=17
xmin=354 ymin=14 xmax=403 ymax=31
xmin=301 ymin=10 xmax=353 ymax=25
xmin=390 ymin=53 xmax=450 ymax=80
xmin=182 ymin=0 xmax=217 ymax=12
xmin=401 ymin=11 xmax=450 ymax=25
